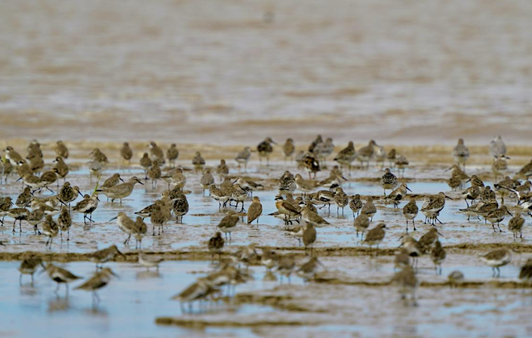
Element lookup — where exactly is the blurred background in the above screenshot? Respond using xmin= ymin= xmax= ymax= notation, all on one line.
xmin=0 ymin=0 xmax=531 ymax=145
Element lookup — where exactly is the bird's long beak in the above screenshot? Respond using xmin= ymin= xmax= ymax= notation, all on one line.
xmin=110 ymin=270 xmax=120 ymax=278
xmin=136 ymin=179 xmax=144 ymax=185
xmin=507 ymin=210 xmax=513 ymax=216
xmin=406 ymin=186 xmax=412 ymax=192
xmin=109 ymin=216 xmax=118 ymax=222
xmin=271 ymin=140 xmax=277 ymax=145
xmin=444 ymin=194 xmax=452 ymax=199
xmin=119 ymin=178 xmax=124 ymax=183
xmin=437 ymin=231 xmax=444 ymax=238
xmin=78 ymin=191 xmax=84 ymax=198
xmin=16 ymin=176 xmax=23 ymax=182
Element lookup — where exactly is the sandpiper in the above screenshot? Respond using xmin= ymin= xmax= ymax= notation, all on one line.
xmin=76 ymin=267 xmax=118 ymax=306
xmin=235 ymin=147 xmax=252 ymax=171
xmin=489 ymin=135 xmax=506 ymax=159
xmin=73 ymin=194 xmax=99 ymax=224
xmin=200 ymin=169 xmax=215 ymax=195
xmin=97 ymin=176 xmax=143 ymax=204
xmin=16 ymin=186 xmax=32 ymax=207
xmin=90 ymin=148 xmax=109 ymax=165
xmin=360 ymin=196 xmax=377 ymax=221
xmin=296 ymin=256 xmax=324 ymax=282
xmin=492 ymin=156 xmax=508 ymax=180
xmin=247 ymin=196 xmax=262 ymax=225
xmin=508 ymin=212 xmax=525 ymax=241
xmin=308 ymin=135 xmax=323 ymax=154
xmin=314 ymin=137 xmax=335 ymax=168
xmin=217 ymin=213 xmax=240 ymax=241
xmin=140 ymin=153 xmax=152 ymax=180
xmin=172 ymin=192 xmax=189 ymax=223
xmin=395 ymin=155 xmax=409 ymax=177
xmin=381 ymin=168 xmax=398 ymax=196
xmin=334 ymin=187 xmax=349 ymax=215
xmin=448 ymin=270 xmax=464 ymax=288
xmin=110 ymin=212 xmax=136 ymax=244
xmin=18 ymin=256 xmax=42 ymax=285
xmin=216 ymin=159 xmax=229 ymax=178
xmin=515 ymin=159 xmax=532 ymax=180
xmin=302 ymin=153 xmax=321 ymax=179
xmin=58 ymin=206 xmax=72 ymax=242
xmin=387 ymin=148 xmax=397 ymax=167
xmin=353 ymin=212 xmax=370 ymax=239
xmin=349 ymin=194 xmax=363 ymax=217
xmin=4 ymin=146 xmax=24 ymax=166
xmin=208 ymin=232 xmax=225 ymax=262
xmin=102 ymin=173 xmax=124 ymax=189
xmin=452 ymin=138 xmax=470 ymax=171
xmin=519 ymin=259 xmax=532 ymax=284
xmin=257 ymin=137 xmax=276 ymax=166
xmin=400 ymin=235 xmax=422 ymax=269
xmin=150 ymin=204 xmax=170 ymax=236
xmin=394 ymin=248 xmax=411 ymax=271
xmin=59 ymin=182 xmax=83 ymax=207
xmin=485 ymin=205 xmax=512 ymax=233
xmin=27 ymin=207 xmax=44 ymax=235
xmin=261 ymin=249 xmax=278 ymax=271
xmin=479 ymin=248 xmax=512 ymax=277
xmin=279 ymin=171 xmax=296 ymax=193
xmin=431 ymin=240 xmax=446 ymax=275
xmin=148 ymin=141 xmax=165 ymax=164
xmin=42 ymin=215 xmax=59 ymax=249
xmin=418 ymin=228 xmax=441 ymax=254
xmin=166 ymin=144 xmax=179 ymax=167
xmin=54 ymin=141 xmax=69 ymax=159
xmin=133 ymin=217 xmax=148 ymax=249
xmin=7 ymin=208 xmax=29 ymax=233
xmin=333 ymin=141 xmax=357 ymax=173
xmin=282 ymin=138 xmax=295 ymax=161
xmin=363 ymin=223 xmax=386 ymax=253
xmin=88 ymin=245 xmax=126 ymax=269
xmin=402 ymin=197 xmax=418 ymax=232
xmin=138 ymin=254 xmax=164 ymax=271
xmin=301 ymin=207 xmax=330 ymax=228
xmin=192 ymin=152 xmax=205 ymax=173
xmin=356 ymin=140 xmax=379 ymax=169
xmin=387 ymin=183 xmax=411 ymax=208
xmin=44 ymin=263 xmax=81 ymax=295
xmin=147 ymin=162 xmax=162 ymax=190
xmin=294 ymin=174 xmax=319 ymax=195
xmin=52 ymin=157 xmax=69 ymax=183
xmin=421 ymin=192 xmax=449 ymax=225
xmin=120 ymin=142 xmax=133 ymax=164
xmin=374 ymin=145 xmax=387 ymax=170
xmin=276 ymin=254 xmax=296 ymax=284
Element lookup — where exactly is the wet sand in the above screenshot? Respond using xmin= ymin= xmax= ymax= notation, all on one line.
xmin=1 ymin=145 xmax=532 ymax=336
xmin=1 ymin=0 xmax=532 ymax=144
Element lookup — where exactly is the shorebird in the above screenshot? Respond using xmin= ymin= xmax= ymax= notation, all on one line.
xmin=150 ymin=204 xmax=170 ymax=236
xmin=73 ymin=194 xmax=99 ymax=224
xmin=147 ymin=163 xmax=162 ymax=190
xmin=448 ymin=270 xmax=464 ymax=288
xmin=59 ymin=182 xmax=83 ymax=207
xmin=279 ymin=171 xmax=296 ymax=193
xmin=16 ymin=186 xmax=32 ymax=207
xmin=76 ymin=267 xmax=118 ymax=306
xmin=489 ymin=135 xmax=506 ymax=159
xmin=360 ymin=196 xmax=377 ymax=221
xmin=133 ymin=217 xmax=148 ymax=249
xmin=374 ymin=145 xmax=387 ymax=170
xmin=314 ymin=137 xmax=335 ymax=168
xmin=349 ymin=194 xmax=363 ymax=217
xmin=140 ymin=153 xmax=152 ymax=180
xmin=485 ymin=205 xmax=512 ymax=232
xmin=302 ymin=153 xmax=321 ymax=180
xmin=492 ymin=156 xmax=508 ymax=180
xmin=394 ymin=248 xmax=411 ymax=271
xmin=274 ymin=195 xmax=301 ymax=225
xmin=4 ymin=146 xmax=24 ymax=166
xmin=172 ymin=192 xmax=189 ymax=223
xmin=200 ymin=169 xmax=215 ymax=196
xmin=88 ymin=245 xmax=126 ymax=269
xmin=97 ymin=176 xmax=143 ymax=204
xmin=403 ymin=197 xmax=418 ymax=232
xmin=301 ymin=207 xmax=330 ymax=228
xmin=282 ymin=138 xmax=295 ymax=161
xmin=334 ymin=187 xmax=349 ymax=215
xmin=27 ymin=207 xmax=44 ymax=235
xmin=400 ymin=235 xmax=422 ymax=270
xmin=247 ymin=196 xmax=262 ymax=225
xmin=18 ymin=256 xmax=42 ymax=286
xmin=235 ymin=147 xmax=252 ymax=171
xmin=418 ymin=228 xmax=441 ymax=254
xmin=216 ymin=159 xmax=229 ymax=178
xmin=54 ymin=141 xmax=69 ymax=159
xmin=353 ymin=212 xmax=370 ymax=240
xmin=421 ymin=192 xmax=449 ymax=225
xmin=387 ymin=148 xmax=397 ymax=167
xmin=192 ymin=152 xmax=205 ymax=173
xmin=261 ymin=249 xmax=278 ymax=271
xmin=120 ymin=142 xmax=133 ymax=164
xmin=276 ymin=254 xmax=296 ymax=284
xmin=452 ymin=138 xmax=470 ymax=171
xmin=257 ymin=137 xmax=276 ymax=166
xmin=395 ymin=155 xmax=409 ymax=177
xmin=334 ymin=141 xmax=357 ymax=173
xmin=363 ymin=223 xmax=386 ymax=254
xmin=308 ymin=135 xmax=323 ymax=154
xmin=42 ymin=215 xmax=59 ymax=249
xmin=58 ymin=206 xmax=72 ymax=242
xmin=515 ymin=159 xmax=532 ymax=180
xmin=294 ymin=174 xmax=319 ymax=195
xmin=296 ymin=256 xmax=324 ymax=282
xmin=7 ymin=208 xmax=29 ymax=233
xmin=208 ymin=232 xmax=225 ymax=262
xmin=90 ymin=148 xmax=109 ymax=164
xmin=387 ymin=183 xmax=411 ymax=208
xmin=101 ymin=173 xmax=124 ymax=190
xmin=44 ymin=263 xmax=81 ymax=295
xmin=431 ymin=240 xmax=446 ymax=275
xmin=508 ymin=212 xmax=525 ymax=241
xmin=167 ymin=144 xmax=179 ymax=167
xmin=479 ymin=248 xmax=512 ymax=277
xmin=163 ymin=167 xmax=187 ymax=190
xmin=519 ymin=259 xmax=532 ymax=284
xmin=110 ymin=212 xmax=136 ymax=244
xmin=381 ymin=168 xmax=398 ymax=196
xmin=148 ymin=141 xmax=165 ymax=163
xmin=356 ymin=140 xmax=379 ymax=169
xmin=217 ymin=213 xmax=240 ymax=241
xmin=172 ymin=279 xmax=219 ymax=312
xmin=391 ymin=266 xmax=419 ymax=306
xmin=87 ymin=160 xmax=102 ymax=183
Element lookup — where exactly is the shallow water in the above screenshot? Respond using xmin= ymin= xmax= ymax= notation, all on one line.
xmin=1 ymin=260 xmax=300 ymax=338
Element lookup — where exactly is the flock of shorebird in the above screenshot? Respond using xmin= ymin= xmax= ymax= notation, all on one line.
xmin=2 ymin=134 xmax=532 ymax=309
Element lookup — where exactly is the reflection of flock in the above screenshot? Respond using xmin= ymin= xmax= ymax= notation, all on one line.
xmin=2 ymin=134 xmax=532 ymax=309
